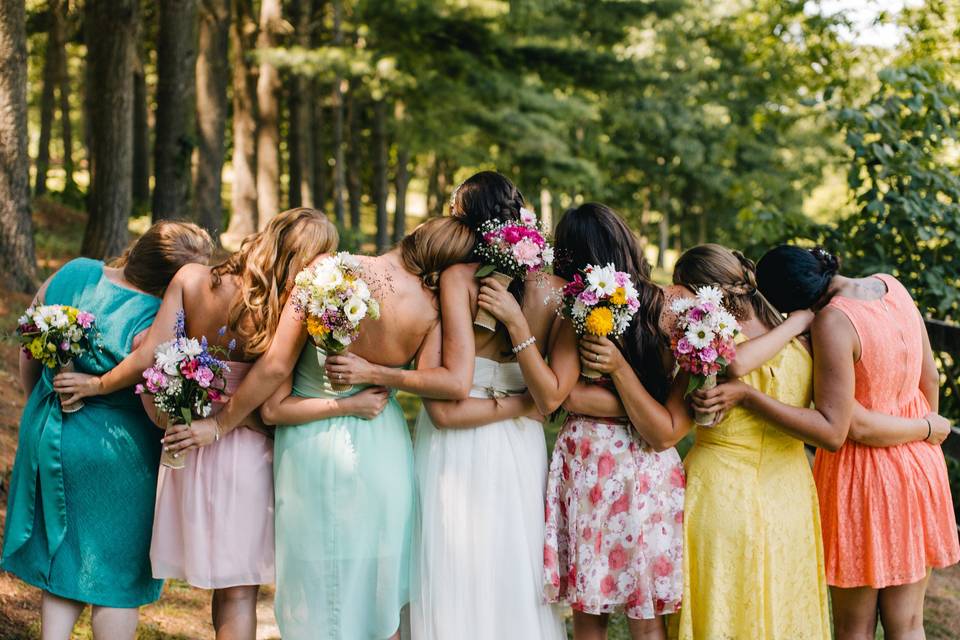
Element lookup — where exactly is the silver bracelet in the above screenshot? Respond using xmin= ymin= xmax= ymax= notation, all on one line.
xmin=512 ymin=335 xmax=536 ymax=354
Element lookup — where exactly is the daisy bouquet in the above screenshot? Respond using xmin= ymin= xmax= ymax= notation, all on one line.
xmin=137 ymin=312 xmax=232 ymax=469
xmin=17 ymin=304 xmax=98 ymax=413
xmin=670 ymin=286 xmax=740 ymax=426
xmin=561 ymin=264 xmax=640 ymax=379
xmin=293 ymin=252 xmax=380 ymax=391
xmin=474 ymin=208 xmax=554 ymax=331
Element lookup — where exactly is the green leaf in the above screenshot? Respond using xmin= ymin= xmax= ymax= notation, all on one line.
xmin=181 ymin=407 xmax=193 ymax=426
xmin=684 ymin=374 xmax=704 ymax=398
xmin=475 ymin=264 xmax=496 ymax=278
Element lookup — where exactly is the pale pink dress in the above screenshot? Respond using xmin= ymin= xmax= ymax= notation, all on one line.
xmin=150 ymin=361 xmax=275 ymax=588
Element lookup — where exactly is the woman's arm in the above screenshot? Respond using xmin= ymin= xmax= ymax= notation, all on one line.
xmin=562 ymin=382 xmax=626 ymax=418
xmin=693 ymin=308 xmax=857 ymax=451
xmin=725 ymin=310 xmax=813 ymax=378
xmin=919 ymin=317 xmax=940 ymax=413
xmin=579 ymin=335 xmax=691 ymax=451
xmin=849 ymin=405 xmax=951 ymax=446
xmin=259 ymin=375 xmax=390 ymax=425
xmin=424 ymin=394 xmax=538 ymax=429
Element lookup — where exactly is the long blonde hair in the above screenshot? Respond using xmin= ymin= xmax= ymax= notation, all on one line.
xmin=673 ymin=243 xmax=784 ymax=329
xmin=111 ymin=221 xmax=214 ymax=297
xmin=399 ymin=217 xmax=475 ymax=290
xmin=211 ymin=208 xmax=338 ymax=355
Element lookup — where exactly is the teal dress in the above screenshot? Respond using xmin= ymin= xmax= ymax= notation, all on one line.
xmin=273 ymin=343 xmax=414 ymax=639
xmin=2 ymin=258 xmax=164 ymax=608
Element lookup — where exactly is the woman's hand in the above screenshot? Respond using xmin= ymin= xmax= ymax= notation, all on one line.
xmin=343 ymin=386 xmax=391 ymax=420
xmin=325 ymin=352 xmax=379 ymax=387
xmin=924 ymin=412 xmax=952 ymax=446
xmin=691 ymin=379 xmax=752 ymax=414
xmin=478 ymin=276 xmax=525 ymax=331
xmin=577 ymin=334 xmax=627 ymax=376
xmin=162 ymin=417 xmax=220 ymax=454
xmin=784 ymin=309 xmax=815 ymax=336
xmin=52 ymin=371 xmax=104 ymax=405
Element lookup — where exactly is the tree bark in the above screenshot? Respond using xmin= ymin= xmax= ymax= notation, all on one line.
xmin=193 ymin=0 xmax=230 ymax=239
xmin=373 ymin=100 xmax=388 ymax=252
xmin=309 ymin=0 xmax=327 ymax=211
xmin=656 ymin=195 xmax=669 ymax=270
xmin=34 ymin=0 xmax=64 ymax=197
xmin=153 ymin=0 xmax=198 ymax=221
xmin=285 ymin=0 xmax=314 ymax=209
xmin=223 ymin=0 xmax=258 ymax=244
xmin=255 ymin=0 xmax=281 ymax=229
xmin=392 ymin=145 xmax=410 ymax=244
xmin=426 ymin=154 xmax=439 ymax=216
xmin=330 ymin=0 xmax=345 ymax=226
xmin=345 ymin=82 xmax=362 ymax=230
xmin=132 ymin=51 xmax=150 ymax=206
xmin=57 ymin=9 xmax=74 ymax=192
xmin=82 ymin=0 xmax=137 ymax=259
xmin=0 ymin=0 xmax=37 ymax=291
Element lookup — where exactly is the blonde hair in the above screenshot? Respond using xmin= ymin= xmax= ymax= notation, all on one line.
xmin=673 ymin=243 xmax=784 ymax=329
xmin=112 ymin=221 xmax=214 ymax=297
xmin=400 ymin=217 xmax=475 ymax=290
xmin=211 ymin=208 xmax=338 ymax=356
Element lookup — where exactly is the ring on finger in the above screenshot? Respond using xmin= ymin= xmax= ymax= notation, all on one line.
xmin=594 ymin=353 xmax=600 ymax=363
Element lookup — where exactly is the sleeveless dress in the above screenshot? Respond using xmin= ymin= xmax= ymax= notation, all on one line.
xmin=544 ymin=396 xmax=685 ymax=619
xmin=150 ymin=361 xmax=275 ymax=588
xmin=410 ymin=357 xmax=566 ymax=640
xmin=815 ymin=274 xmax=960 ymax=588
xmin=273 ymin=343 xmax=413 ymax=640
xmin=2 ymin=258 xmax=164 ymax=607
xmin=671 ymin=337 xmax=830 ymax=640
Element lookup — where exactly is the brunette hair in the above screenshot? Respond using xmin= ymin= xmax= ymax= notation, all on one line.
xmin=449 ymin=170 xmax=525 ymax=243
xmin=555 ymin=203 xmax=670 ymax=403
xmin=672 ymin=243 xmax=784 ymax=328
xmin=756 ymin=245 xmax=841 ymax=313
xmin=210 ymin=208 xmax=338 ymax=356
xmin=111 ymin=221 xmax=213 ymax=297
xmin=400 ymin=217 xmax=476 ymax=290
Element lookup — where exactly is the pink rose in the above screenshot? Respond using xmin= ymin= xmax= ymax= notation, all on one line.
xmin=578 ymin=289 xmax=598 ymax=305
xmin=675 ymin=337 xmax=694 ymax=355
xmin=700 ymin=346 xmax=718 ymax=363
xmin=511 ymin=238 xmax=542 ymax=268
xmin=195 ymin=366 xmax=215 ymax=388
xmin=76 ymin=311 xmax=95 ymax=329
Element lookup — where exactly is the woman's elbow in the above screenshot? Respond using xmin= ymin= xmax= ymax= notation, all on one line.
xmin=259 ymin=403 xmax=281 ymax=426
xmin=818 ymin=427 xmax=848 ymax=453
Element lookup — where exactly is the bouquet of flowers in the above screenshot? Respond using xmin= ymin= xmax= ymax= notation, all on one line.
xmin=137 ymin=312 xmax=231 ymax=469
xmin=474 ymin=207 xmax=554 ymax=331
xmin=561 ymin=264 xmax=640 ymax=378
xmin=670 ymin=286 xmax=740 ymax=426
xmin=17 ymin=304 xmax=98 ymax=413
xmin=293 ymin=252 xmax=380 ymax=391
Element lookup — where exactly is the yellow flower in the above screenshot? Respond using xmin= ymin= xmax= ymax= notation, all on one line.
xmin=29 ymin=340 xmax=45 ymax=360
xmin=306 ymin=316 xmax=328 ymax=338
xmin=611 ymin=287 xmax=627 ymax=305
xmin=584 ymin=306 xmax=614 ymax=337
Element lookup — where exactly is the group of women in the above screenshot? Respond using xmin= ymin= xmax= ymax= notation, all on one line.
xmin=2 ymin=170 xmax=958 ymax=640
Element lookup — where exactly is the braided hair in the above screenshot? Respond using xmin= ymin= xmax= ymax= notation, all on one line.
xmin=756 ymin=245 xmax=841 ymax=313
xmin=672 ymin=244 xmax=784 ymax=329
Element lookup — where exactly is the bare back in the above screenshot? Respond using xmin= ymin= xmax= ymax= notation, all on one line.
xmin=177 ymin=264 xmax=254 ymax=361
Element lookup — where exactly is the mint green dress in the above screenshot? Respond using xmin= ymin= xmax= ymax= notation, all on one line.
xmin=273 ymin=343 xmax=414 ymax=639
xmin=2 ymin=258 xmax=164 ymax=607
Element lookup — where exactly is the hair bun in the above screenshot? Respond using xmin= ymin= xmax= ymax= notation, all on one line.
xmin=809 ymin=247 xmax=840 ymax=275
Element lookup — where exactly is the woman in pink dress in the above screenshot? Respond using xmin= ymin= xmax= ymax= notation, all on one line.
xmin=541 ymin=203 xmax=691 ymax=640
xmin=53 ymin=209 xmax=391 ymax=639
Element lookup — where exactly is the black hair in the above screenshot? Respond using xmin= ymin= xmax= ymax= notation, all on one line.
xmin=756 ymin=245 xmax=841 ymax=312
xmin=555 ymin=203 xmax=670 ymax=403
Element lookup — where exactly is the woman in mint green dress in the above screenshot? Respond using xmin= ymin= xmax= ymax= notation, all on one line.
xmin=176 ymin=217 xmax=477 ymax=639
xmin=2 ymin=222 xmax=212 ymax=640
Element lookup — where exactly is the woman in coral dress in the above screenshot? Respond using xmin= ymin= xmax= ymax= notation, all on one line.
xmin=700 ymin=245 xmax=958 ymax=639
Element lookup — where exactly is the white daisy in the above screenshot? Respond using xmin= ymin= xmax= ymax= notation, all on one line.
xmin=586 ymin=264 xmax=619 ymax=296
xmin=685 ymin=321 xmax=716 ymax=350
xmin=696 ymin=285 xmax=724 ymax=307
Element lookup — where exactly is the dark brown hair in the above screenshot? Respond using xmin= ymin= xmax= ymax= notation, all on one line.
xmin=400 ymin=217 xmax=476 ymax=290
xmin=112 ymin=221 xmax=214 ymax=297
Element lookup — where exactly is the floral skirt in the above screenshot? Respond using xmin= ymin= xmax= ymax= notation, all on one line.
xmin=543 ymin=415 xmax=685 ymax=620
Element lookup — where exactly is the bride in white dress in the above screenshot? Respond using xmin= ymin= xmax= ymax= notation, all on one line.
xmin=410 ymin=172 xmax=580 ymax=640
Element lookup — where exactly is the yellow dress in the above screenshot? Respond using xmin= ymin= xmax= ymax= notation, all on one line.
xmin=671 ymin=338 xmax=830 ymax=640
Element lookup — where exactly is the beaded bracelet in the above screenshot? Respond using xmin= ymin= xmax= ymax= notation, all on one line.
xmin=512 ymin=335 xmax=537 ymax=354
xmin=924 ymin=417 xmax=932 ymax=441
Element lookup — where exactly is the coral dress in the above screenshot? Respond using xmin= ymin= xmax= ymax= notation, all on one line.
xmin=672 ymin=337 xmax=830 ymax=640
xmin=150 ymin=361 xmax=275 ymax=588
xmin=815 ymin=274 xmax=960 ymax=588
xmin=543 ymin=409 xmax=685 ymax=620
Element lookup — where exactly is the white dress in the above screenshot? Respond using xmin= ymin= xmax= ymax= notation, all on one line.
xmin=410 ymin=357 xmax=566 ymax=640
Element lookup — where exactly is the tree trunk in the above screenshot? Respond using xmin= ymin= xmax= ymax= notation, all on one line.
xmin=82 ymin=0 xmax=137 ymax=259
xmin=35 ymin=0 xmax=64 ymax=197
xmin=223 ymin=0 xmax=258 ymax=244
xmin=255 ymin=0 xmax=281 ymax=229
xmin=310 ymin=0 xmax=326 ymax=211
xmin=57 ymin=14 xmax=74 ymax=192
xmin=657 ymin=196 xmax=669 ymax=270
xmin=0 ymin=0 xmax=37 ymax=291
xmin=153 ymin=0 xmax=198 ymax=221
xmin=193 ymin=0 xmax=230 ymax=239
xmin=373 ymin=100 xmax=389 ymax=252
xmin=426 ymin=154 xmax=439 ymax=216
xmin=330 ymin=0 xmax=345 ymax=226
xmin=285 ymin=0 xmax=314 ymax=209
xmin=345 ymin=83 xmax=362 ymax=230
xmin=392 ymin=146 xmax=410 ymax=244
xmin=132 ymin=52 xmax=150 ymax=206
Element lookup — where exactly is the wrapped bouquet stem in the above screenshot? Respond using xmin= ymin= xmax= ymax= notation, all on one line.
xmin=474 ymin=271 xmax=513 ymax=331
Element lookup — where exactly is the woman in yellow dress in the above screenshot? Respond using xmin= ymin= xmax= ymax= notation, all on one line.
xmin=666 ymin=244 xmax=832 ymax=640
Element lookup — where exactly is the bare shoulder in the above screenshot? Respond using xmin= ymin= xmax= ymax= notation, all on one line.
xmin=441 ymin=262 xmax=479 ymax=286
xmin=659 ymin=284 xmax=693 ymax=334
xmin=173 ymin=263 xmax=212 ymax=288
xmin=812 ymin=306 xmax=857 ymax=347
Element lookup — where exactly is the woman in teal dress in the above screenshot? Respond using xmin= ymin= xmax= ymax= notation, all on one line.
xmin=2 ymin=221 xmax=212 ymax=639
xmin=174 ymin=217 xmax=478 ymax=639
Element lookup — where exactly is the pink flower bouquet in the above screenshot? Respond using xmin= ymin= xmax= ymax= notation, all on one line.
xmin=670 ymin=286 xmax=740 ymax=426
